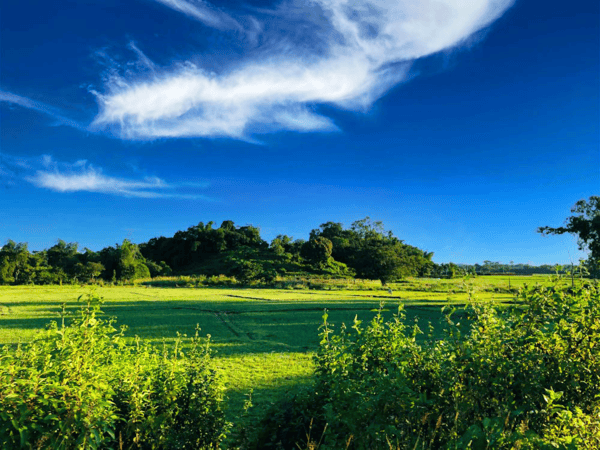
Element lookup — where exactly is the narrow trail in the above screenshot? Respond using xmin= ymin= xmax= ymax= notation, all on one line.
xmin=127 ymin=291 xmax=161 ymax=300
xmin=225 ymin=294 xmax=276 ymax=301
xmin=214 ymin=312 xmax=243 ymax=338
xmin=105 ymin=302 xmax=482 ymax=316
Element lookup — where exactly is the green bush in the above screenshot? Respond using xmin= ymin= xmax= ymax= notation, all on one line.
xmin=0 ymin=292 xmax=229 ymax=449
xmin=205 ymin=274 xmax=236 ymax=286
xmin=258 ymin=268 xmax=278 ymax=284
xmin=251 ymin=280 xmax=600 ymax=449
xmin=230 ymin=260 xmax=262 ymax=284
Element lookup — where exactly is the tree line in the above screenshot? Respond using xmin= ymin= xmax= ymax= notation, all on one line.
xmin=0 ymin=218 xmax=435 ymax=285
xmin=2 ymin=196 xmax=597 ymax=285
xmin=0 ymin=238 xmax=168 ymax=286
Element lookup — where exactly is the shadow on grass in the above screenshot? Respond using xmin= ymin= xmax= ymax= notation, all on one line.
xmin=223 ymin=372 xmax=316 ymax=446
xmin=0 ymin=298 xmax=466 ymax=353
xmin=0 ymin=296 xmax=477 ymax=444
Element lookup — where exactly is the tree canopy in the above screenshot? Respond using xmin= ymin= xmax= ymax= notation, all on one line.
xmin=538 ymin=196 xmax=600 ymax=277
xmin=308 ymin=217 xmax=434 ymax=284
xmin=3 ymin=214 xmax=576 ymax=285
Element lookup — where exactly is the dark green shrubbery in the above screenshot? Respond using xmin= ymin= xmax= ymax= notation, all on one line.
xmin=250 ymin=280 xmax=600 ymax=449
xmin=245 ymin=386 xmax=326 ymax=450
xmin=0 ymin=292 xmax=229 ymax=449
xmin=230 ymin=261 xmax=263 ymax=285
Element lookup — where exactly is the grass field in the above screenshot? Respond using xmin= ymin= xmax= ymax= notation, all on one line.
xmin=0 ymin=275 xmax=558 ymax=439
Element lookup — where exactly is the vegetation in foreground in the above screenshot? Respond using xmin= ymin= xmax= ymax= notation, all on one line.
xmin=248 ymin=279 xmax=600 ymax=449
xmin=0 ymin=274 xmax=539 ymax=431
xmin=1 ymin=196 xmax=598 ymax=447
xmin=0 ymin=292 xmax=228 ymax=449
xmin=1 ymin=278 xmax=599 ymax=449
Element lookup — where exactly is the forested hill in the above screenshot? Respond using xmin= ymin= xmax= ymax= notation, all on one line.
xmin=138 ymin=218 xmax=436 ymax=283
xmin=0 ymin=217 xmax=572 ymax=286
xmin=0 ymin=218 xmax=438 ymax=285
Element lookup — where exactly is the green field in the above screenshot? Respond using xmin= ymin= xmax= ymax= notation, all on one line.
xmin=0 ymin=275 xmax=555 ymax=436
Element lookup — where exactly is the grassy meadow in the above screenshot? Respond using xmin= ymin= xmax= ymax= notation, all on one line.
xmin=0 ymin=274 xmax=558 ymax=438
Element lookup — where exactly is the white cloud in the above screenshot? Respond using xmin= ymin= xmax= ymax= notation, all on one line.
xmin=152 ymin=0 xmax=242 ymax=30
xmin=93 ymin=0 xmax=514 ymax=140
xmin=0 ymin=91 xmax=87 ymax=131
xmin=1 ymin=154 xmax=210 ymax=199
xmin=28 ymin=168 xmax=167 ymax=198
xmin=127 ymin=42 xmax=157 ymax=73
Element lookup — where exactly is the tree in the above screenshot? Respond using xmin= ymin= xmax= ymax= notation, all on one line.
xmin=47 ymin=240 xmax=79 ymax=276
xmin=74 ymin=261 xmax=105 ymax=282
xmin=0 ymin=241 xmax=31 ymax=284
xmin=310 ymin=222 xmax=354 ymax=263
xmin=231 ymin=260 xmax=261 ymax=284
xmin=347 ymin=219 xmax=406 ymax=284
xmin=74 ymin=262 xmax=94 ymax=282
xmin=354 ymin=243 xmax=404 ymax=285
xmin=118 ymin=239 xmax=150 ymax=281
xmin=301 ymin=237 xmax=333 ymax=268
xmin=538 ymin=196 xmax=600 ymax=277
xmin=269 ymin=237 xmax=286 ymax=256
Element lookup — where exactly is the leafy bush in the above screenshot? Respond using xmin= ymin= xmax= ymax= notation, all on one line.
xmin=251 ymin=280 xmax=600 ymax=449
xmin=258 ymin=268 xmax=278 ymax=284
xmin=230 ymin=260 xmax=262 ymax=284
xmin=205 ymin=274 xmax=236 ymax=286
xmin=0 ymin=291 xmax=229 ymax=449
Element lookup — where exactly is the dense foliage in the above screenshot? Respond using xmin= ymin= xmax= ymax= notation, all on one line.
xmin=0 ymin=238 xmax=159 ymax=285
xmin=307 ymin=218 xmax=435 ymax=283
xmin=140 ymin=221 xmax=267 ymax=273
xmin=0 ymin=218 xmax=434 ymax=285
xmin=539 ymin=195 xmax=600 ymax=277
xmin=250 ymin=279 xmax=600 ymax=449
xmin=0 ymin=292 xmax=229 ymax=449
xmin=4 ymin=200 xmax=596 ymax=286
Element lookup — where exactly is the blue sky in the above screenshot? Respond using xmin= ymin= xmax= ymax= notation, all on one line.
xmin=1 ymin=0 xmax=598 ymax=265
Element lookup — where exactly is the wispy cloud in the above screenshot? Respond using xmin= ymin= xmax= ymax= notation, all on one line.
xmin=0 ymin=91 xmax=87 ymax=131
xmin=127 ymin=42 xmax=157 ymax=73
xmin=152 ymin=0 xmax=242 ymax=30
xmin=1 ymin=154 xmax=211 ymax=199
xmin=0 ymin=153 xmax=33 ymax=185
xmin=92 ymin=0 xmax=514 ymax=140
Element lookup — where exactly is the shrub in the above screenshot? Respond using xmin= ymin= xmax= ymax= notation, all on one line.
xmin=250 ymin=280 xmax=600 ymax=449
xmin=230 ymin=261 xmax=262 ymax=284
xmin=259 ymin=268 xmax=278 ymax=284
xmin=205 ymin=274 xmax=236 ymax=286
xmin=0 ymin=291 xmax=229 ymax=449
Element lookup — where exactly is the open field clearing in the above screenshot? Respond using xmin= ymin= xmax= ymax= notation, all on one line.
xmin=0 ymin=275 xmax=556 ymax=432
